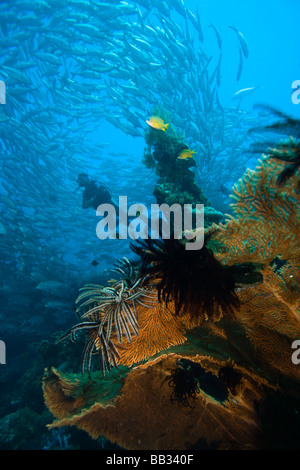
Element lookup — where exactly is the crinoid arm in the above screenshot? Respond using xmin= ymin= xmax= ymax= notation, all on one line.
xmin=109 ymin=257 xmax=141 ymax=288
xmin=249 ymin=106 xmax=300 ymax=191
xmin=56 ymin=321 xmax=120 ymax=375
xmin=250 ymin=104 xmax=300 ymax=139
xmin=130 ymin=237 xmax=240 ymax=323
xmin=58 ymin=258 xmax=156 ymax=374
xmin=81 ymin=329 xmax=120 ymax=375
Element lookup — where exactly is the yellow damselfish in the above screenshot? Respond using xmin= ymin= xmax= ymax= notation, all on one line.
xmin=177 ymin=149 xmax=196 ymax=160
xmin=146 ymin=115 xmax=169 ymax=131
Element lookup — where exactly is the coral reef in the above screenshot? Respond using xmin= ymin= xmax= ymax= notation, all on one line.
xmin=43 ymin=121 xmax=300 ymax=450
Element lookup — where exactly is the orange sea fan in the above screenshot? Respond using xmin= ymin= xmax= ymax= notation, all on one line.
xmin=44 ymin=354 xmax=267 ymax=450
xmin=206 ymin=157 xmax=300 ymax=266
xmin=235 ymin=280 xmax=300 ymax=387
xmin=262 ymin=261 xmax=300 ymax=323
xmin=118 ymin=301 xmax=188 ymax=367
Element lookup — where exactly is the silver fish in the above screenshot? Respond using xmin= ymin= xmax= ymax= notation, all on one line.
xmin=229 ymin=25 xmax=249 ymax=58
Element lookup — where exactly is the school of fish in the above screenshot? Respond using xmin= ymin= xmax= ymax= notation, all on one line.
xmin=0 ymin=0 xmax=266 ymax=340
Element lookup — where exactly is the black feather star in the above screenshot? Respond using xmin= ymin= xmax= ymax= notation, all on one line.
xmin=163 ymin=364 xmax=200 ymax=408
xmin=130 ymin=237 xmax=240 ymax=322
xmin=249 ymin=104 xmax=300 ymax=191
xmin=250 ymin=104 xmax=300 ymax=139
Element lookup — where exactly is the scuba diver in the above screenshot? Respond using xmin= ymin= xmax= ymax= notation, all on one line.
xmin=75 ymin=173 xmax=165 ymax=238
xmin=76 ymin=173 xmax=140 ymax=241
xmin=76 ymin=173 xmax=119 ymax=211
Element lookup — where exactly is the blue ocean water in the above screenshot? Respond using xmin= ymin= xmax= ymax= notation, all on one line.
xmin=185 ymin=0 xmax=300 ymax=116
xmin=0 ymin=0 xmax=299 ymax=450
